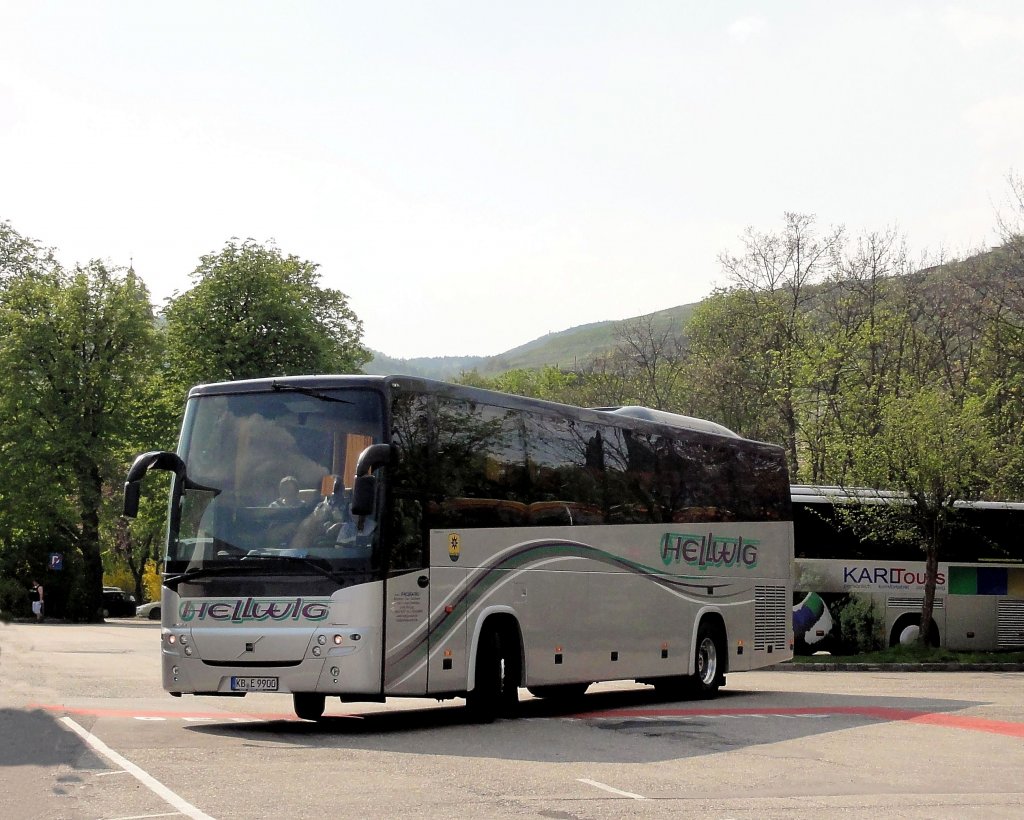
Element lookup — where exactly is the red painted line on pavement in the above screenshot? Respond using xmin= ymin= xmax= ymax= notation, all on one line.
xmin=907 ymin=711 xmax=1024 ymax=739
xmin=574 ymin=705 xmax=1024 ymax=739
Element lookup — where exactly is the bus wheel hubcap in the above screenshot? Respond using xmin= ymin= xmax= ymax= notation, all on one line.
xmin=698 ymin=637 xmax=717 ymax=685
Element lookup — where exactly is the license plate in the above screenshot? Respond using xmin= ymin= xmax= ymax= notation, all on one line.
xmin=231 ymin=676 xmax=278 ymax=692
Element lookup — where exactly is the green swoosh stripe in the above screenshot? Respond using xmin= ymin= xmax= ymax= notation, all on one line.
xmin=386 ymin=538 xmax=742 ymax=678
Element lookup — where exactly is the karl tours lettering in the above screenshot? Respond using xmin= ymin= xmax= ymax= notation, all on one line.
xmin=661 ymin=532 xmax=759 ymax=570
xmin=179 ymin=597 xmax=330 ymax=623
xmin=842 ymin=566 xmax=947 ymax=588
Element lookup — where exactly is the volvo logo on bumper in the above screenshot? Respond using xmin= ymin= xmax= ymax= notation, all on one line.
xmin=237 ymin=636 xmax=264 ymax=658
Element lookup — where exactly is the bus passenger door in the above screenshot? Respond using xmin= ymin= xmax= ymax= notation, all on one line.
xmin=383 ymin=568 xmax=430 ymax=695
xmin=382 ymin=498 xmax=431 ymax=695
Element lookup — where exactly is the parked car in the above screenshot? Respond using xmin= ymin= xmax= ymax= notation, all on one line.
xmin=102 ymin=586 xmax=137 ymax=618
xmin=136 ymin=600 xmax=161 ymax=620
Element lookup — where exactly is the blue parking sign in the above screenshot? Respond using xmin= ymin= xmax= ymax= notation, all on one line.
xmin=49 ymin=553 xmax=63 ymax=571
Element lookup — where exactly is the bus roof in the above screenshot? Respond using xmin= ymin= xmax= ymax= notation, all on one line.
xmin=595 ymin=406 xmax=739 ymax=438
xmin=187 ymin=374 xmax=759 ymax=446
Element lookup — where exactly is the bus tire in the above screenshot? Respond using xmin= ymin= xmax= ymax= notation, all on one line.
xmin=527 ymin=682 xmax=589 ymax=702
xmin=293 ymin=692 xmax=326 ymax=721
xmin=466 ymin=623 xmax=520 ymax=722
xmin=689 ymin=621 xmax=726 ymax=698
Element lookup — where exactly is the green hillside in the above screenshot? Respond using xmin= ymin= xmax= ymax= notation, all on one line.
xmin=365 ymin=301 xmax=700 ymax=380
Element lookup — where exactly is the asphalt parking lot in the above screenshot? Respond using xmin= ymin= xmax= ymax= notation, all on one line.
xmin=2 ymin=620 xmax=1023 ymax=819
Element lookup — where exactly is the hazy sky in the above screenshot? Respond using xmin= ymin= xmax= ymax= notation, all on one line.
xmin=2 ymin=2 xmax=1023 ymax=359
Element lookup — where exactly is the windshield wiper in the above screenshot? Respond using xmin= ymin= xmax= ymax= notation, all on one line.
xmin=271 ymin=382 xmax=353 ymax=404
xmin=240 ymin=552 xmax=345 ymax=582
xmin=164 ymin=564 xmax=262 ymax=589
xmin=165 ymin=555 xmax=347 ymax=590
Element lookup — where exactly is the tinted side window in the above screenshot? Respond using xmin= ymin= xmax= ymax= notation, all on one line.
xmin=736 ymin=443 xmax=792 ymax=521
xmin=523 ymin=415 xmax=606 ymax=525
xmin=604 ymin=429 xmax=659 ymax=524
xmin=388 ymin=393 xmax=434 ymax=571
xmin=432 ymin=399 xmax=529 ymax=528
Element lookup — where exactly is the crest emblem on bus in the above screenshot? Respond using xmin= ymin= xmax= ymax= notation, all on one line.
xmin=448 ymin=533 xmax=461 ymax=562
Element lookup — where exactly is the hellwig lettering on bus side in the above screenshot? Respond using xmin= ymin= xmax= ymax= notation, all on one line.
xmin=660 ymin=532 xmax=759 ymax=570
xmin=179 ymin=597 xmax=331 ymax=623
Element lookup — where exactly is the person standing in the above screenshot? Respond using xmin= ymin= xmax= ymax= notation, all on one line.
xmin=30 ymin=580 xmax=44 ymax=622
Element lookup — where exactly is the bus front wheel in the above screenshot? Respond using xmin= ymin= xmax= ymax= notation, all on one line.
xmin=466 ymin=624 xmax=520 ymax=722
xmin=293 ymin=692 xmax=326 ymax=721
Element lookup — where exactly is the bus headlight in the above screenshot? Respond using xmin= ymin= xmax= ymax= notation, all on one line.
xmin=312 ymin=646 xmax=322 ymax=657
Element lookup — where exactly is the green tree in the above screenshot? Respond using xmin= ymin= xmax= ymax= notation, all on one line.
xmin=964 ymin=173 xmax=1024 ymax=497
xmin=847 ymin=388 xmax=996 ymax=644
xmin=801 ymin=228 xmax=913 ymax=484
xmin=0 ymin=255 xmax=160 ymax=620
xmin=0 ymin=219 xmax=58 ymax=286
xmin=607 ymin=314 xmax=686 ymax=410
xmin=715 ymin=213 xmax=844 ymax=473
xmin=163 ymin=239 xmax=369 ymax=389
xmin=682 ymin=288 xmax=791 ymax=443
xmin=458 ymin=365 xmax=614 ymax=409
xmin=0 ymin=221 xmax=65 ymax=589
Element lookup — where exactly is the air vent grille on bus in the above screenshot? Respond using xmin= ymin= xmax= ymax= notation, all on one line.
xmin=754 ymin=584 xmax=788 ymax=651
xmin=886 ymin=597 xmax=944 ymax=610
xmin=996 ymin=600 xmax=1024 ymax=649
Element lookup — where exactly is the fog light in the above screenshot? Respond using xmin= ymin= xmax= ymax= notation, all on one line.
xmin=317 ymin=634 xmax=327 ymax=646
xmin=179 ymin=634 xmax=189 ymax=646
xmin=312 ymin=646 xmax=322 ymax=657
xmin=184 ymin=646 xmax=193 ymax=657
xmin=330 ymin=666 xmax=340 ymax=676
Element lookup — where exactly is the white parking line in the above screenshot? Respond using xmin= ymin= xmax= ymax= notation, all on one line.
xmin=105 ymin=814 xmax=182 ymax=819
xmin=60 ymin=717 xmax=216 ymax=820
xmin=578 ymin=778 xmax=646 ymax=800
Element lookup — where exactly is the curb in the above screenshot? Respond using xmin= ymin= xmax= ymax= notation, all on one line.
xmin=778 ymin=662 xmax=1024 ymax=672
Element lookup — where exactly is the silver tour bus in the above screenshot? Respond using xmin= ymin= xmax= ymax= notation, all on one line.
xmin=124 ymin=376 xmax=794 ymax=720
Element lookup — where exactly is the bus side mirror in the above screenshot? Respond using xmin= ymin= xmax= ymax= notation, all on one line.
xmin=351 ymin=474 xmax=376 ymax=517
xmin=122 ymin=450 xmax=188 ymax=518
xmin=350 ymin=443 xmax=391 ymax=517
xmin=124 ymin=481 xmax=142 ymax=518
xmin=355 ymin=443 xmax=391 ymax=477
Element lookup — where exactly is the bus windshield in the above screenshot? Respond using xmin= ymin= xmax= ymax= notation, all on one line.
xmin=167 ymin=387 xmax=385 ymax=583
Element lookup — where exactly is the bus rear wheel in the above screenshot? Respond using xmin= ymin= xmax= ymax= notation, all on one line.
xmin=689 ymin=622 xmax=726 ymax=698
xmin=293 ymin=692 xmax=326 ymax=721
xmin=466 ymin=624 xmax=520 ymax=722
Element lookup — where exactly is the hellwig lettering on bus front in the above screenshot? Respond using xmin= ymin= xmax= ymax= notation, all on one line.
xmin=179 ymin=597 xmax=331 ymax=623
